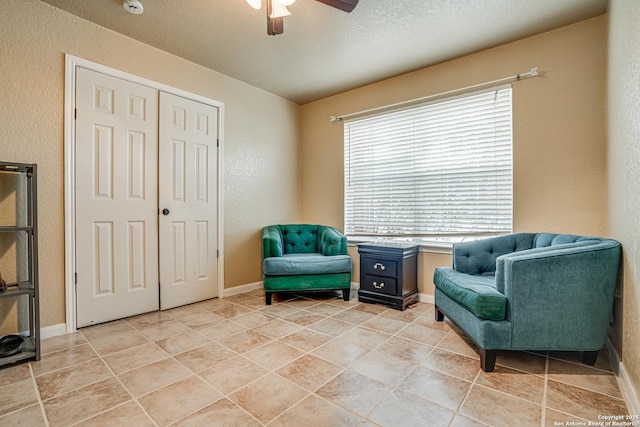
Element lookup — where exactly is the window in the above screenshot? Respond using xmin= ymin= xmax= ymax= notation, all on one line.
xmin=344 ymin=85 xmax=513 ymax=239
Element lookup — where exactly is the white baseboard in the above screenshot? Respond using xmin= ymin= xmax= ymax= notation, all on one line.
xmin=40 ymin=323 xmax=67 ymax=340
xmin=223 ymin=282 xmax=262 ymax=297
xmin=607 ymin=340 xmax=640 ymax=415
xmin=419 ymin=293 xmax=435 ymax=304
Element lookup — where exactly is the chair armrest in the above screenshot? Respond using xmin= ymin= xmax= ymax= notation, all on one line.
xmin=318 ymin=226 xmax=348 ymax=256
xmin=496 ymin=240 xmax=621 ymax=348
xmin=262 ymin=226 xmax=284 ymax=259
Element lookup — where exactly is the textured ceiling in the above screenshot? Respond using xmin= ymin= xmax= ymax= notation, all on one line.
xmin=39 ymin=0 xmax=608 ymax=104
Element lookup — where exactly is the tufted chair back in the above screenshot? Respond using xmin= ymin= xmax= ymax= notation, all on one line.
xmin=452 ymin=233 xmax=604 ymax=276
xmin=280 ymin=224 xmax=319 ymax=254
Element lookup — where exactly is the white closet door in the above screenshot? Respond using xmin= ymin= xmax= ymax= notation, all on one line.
xmin=75 ymin=67 xmax=159 ymax=327
xmin=159 ymin=92 xmax=218 ymax=309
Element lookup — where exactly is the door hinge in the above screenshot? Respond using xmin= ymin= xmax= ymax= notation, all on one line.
xmin=74 ymin=108 xmax=77 ymax=120
xmin=217 ymin=138 xmax=219 ymax=147
xmin=217 ymin=249 xmax=219 ymax=258
xmin=75 ymin=272 xmax=78 ymax=284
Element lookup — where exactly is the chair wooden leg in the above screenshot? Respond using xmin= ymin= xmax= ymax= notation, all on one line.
xmin=265 ymin=292 xmax=272 ymax=305
xmin=582 ymin=350 xmax=599 ymax=366
xmin=435 ymin=306 xmax=445 ymax=321
xmin=480 ymin=348 xmax=497 ymax=372
xmin=342 ymin=289 xmax=351 ymax=301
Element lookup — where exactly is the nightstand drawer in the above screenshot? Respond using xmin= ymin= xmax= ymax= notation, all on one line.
xmin=361 ymin=274 xmax=397 ymax=296
xmin=361 ymin=257 xmax=397 ymax=278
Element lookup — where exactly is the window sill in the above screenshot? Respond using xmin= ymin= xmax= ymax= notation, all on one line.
xmin=347 ymin=235 xmax=501 ymax=254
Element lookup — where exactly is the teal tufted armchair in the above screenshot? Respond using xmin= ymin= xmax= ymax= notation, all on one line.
xmin=262 ymin=224 xmax=352 ymax=305
xmin=433 ymin=233 xmax=621 ymax=372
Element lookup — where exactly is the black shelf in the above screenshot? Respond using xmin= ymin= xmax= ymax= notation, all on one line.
xmin=0 ymin=162 xmax=39 ymax=367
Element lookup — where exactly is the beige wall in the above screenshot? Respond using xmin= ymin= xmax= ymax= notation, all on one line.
xmin=607 ymin=0 xmax=640 ymax=407
xmin=0 ymin=0 xmax=299 ymax=329
xmin=300 ymin=16 xmax=607 ymax=297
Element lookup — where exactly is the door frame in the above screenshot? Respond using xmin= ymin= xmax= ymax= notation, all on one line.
xmin=63 ymin=54 xmax=225 ymax=333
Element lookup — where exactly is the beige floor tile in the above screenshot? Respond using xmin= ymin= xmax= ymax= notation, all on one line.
xmin=252 ymin=318 xmax=302 ymax=339
xmin=80 ymin=320 xmax=132 ymax=340
xmin=102 ymin=341 xmax=169 ymax=374
xmin=229 ymin=373 xmax=307 ymax=424
xmin=243 ymin=340 xmax=304 ymax=370
xmin=279 ymin=328 xmax=333 ymax=352
xmin=339 ymin=326 xmax=391 ymax=349
xmin=124 ymin=311 xmax=175 ymax=330
xmin=174 ymin=342 xmax=238 ymax=373
xmin=217 ymin=330 xmax=272 ymax=354
xmin=177 ymin=311 xmax=225 ymax=329
xmin=231 ymin=311 xmax=275 ymax=328
xmin=460 ymin=385 xmax=542 ymax=427
xmin=308 ymin=317 xmax=355 ymax=337
xmin=0 ymin=379 xmax=39 ymax=417
xmin=270 ymin=394 xmax=362 ymax=427
xmin=36 ymin=358 xmax=113 ymax=400
xmin=83 ymin=326 xmax=149 ymax=356
xmin=361 ymin=315 xmax=408 ymax=334
xmin=397 ymin=323 xmax=448 ymax=346
xmin=193 ymin=297 xmax=236 ymax=311
xmin=41 ymin=332 xmax=87 ymax=355
xmin=42 ymin=378 xmax=130 ymax=427
xmin=312 ymin=338 xmax=371 ymax=367
xmin=547 ymin=358 xmax=622 ymax=398
xmin=376 ymin=336 xmax=433 ymax=364
xmin=31 ymin=344 xmax=98 ymax=376
xmin=450 ymin=415 xmax=489 ymax=427
xmin=379 ymin=307 xmax=424 ymax=323
xmin=304 ymin=302 xmax=349 ymax=317
xmin=399 ymin=366 xmax=471 ymax=411
xmin=259 ymin=304 xmax=302 ymax=319
xmin=544 ymin=408 xmax=589 ymax=427
xmin=198 ymin=320 xmax=246 ymax=341
xmin=138 ymin=375 xmax=222 ymax=426
xmin=212 ymin=304 xmax=253 ymax=319
xmin=164 ymin=303 xmax=208 ymax=318
xmin=139 ymin=319 xmax=192 ymax=341
xmin=316 ymin=370 xmax=392 ymax=418
xmin=545 ymin=379 xmax=628 ymax=421
xmin=495 ymin=350 xmax=547 ymax=375
xmin=118 ymin=357 xmax=191 ymax=397
xmin=0 ymin=362 xmax=32 ymax=383
xmin=74 ymin=401 xmax=155 ymax=427
xmin=351 ymin=350 xmax=417 ymax=387
xmin=331 ymin=308 xmax=375 ymax=325
xmin=368 ymin=389 xmax=455 ymax=427
xmin=474 ymin=365 xmax=545 ymax=404
xmin=199 ymin=356 xmax=269 ymax=394
xmin=412 ymin=311 xmax=454 ymax=332
xmin=549 ymin=349 xmax=614 ymax=372
xmin=0 ymin=404 xmax=46 ymax=427
xmin=352 ymin=302 xmax=389 ymax=315
xmin=154 ymin=330 xmax=211 ymax=356
xmin=421 ymin=347 xmax=480 ymax=382
xmin=276 ymin=354 xmax=344 ymax=391
xmin=436 ymin=330 xmax=480 ymax=359
xmin=173 ymin=398 xmax=261 ymax=427
xmin=282 ymin=310 xmax=326 ymax=327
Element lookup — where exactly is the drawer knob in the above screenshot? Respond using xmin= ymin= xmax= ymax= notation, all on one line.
xmin=373 ymin=263 xmax=386 ymax=271
xmin=373 ymin=281 xmax=385 ymax=289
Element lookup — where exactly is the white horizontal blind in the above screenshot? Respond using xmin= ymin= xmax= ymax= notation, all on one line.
xmin=344 ymin=85 xmax=513 ymax=237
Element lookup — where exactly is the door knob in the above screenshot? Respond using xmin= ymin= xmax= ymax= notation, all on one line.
xmin=162 ymin=208 xmax=170 ymax=216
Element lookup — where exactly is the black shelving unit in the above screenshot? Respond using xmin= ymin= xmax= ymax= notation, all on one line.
xmin=0 ymin=162 xmax=40 ymax=366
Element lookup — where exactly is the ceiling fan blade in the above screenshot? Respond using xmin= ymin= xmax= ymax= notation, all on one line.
xmin=314 ymin=0 xmax=358 ymax=13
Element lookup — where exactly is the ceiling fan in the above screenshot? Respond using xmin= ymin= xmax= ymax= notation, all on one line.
xmin=246 ymin=0 xmax=359 ymax=35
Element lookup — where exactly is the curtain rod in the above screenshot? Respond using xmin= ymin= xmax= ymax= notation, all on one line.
xmin=329 ymin=67 xmax=539 ymax=122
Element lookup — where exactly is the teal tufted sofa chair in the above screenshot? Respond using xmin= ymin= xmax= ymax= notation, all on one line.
xmin=433 ymin=233 xmax=621 ymax=372
xmin=262 ymin=224 xmax=352 ymax=305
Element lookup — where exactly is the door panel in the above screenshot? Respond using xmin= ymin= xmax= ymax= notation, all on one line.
xmin=75 ymin=67 xmax=159 ymax=327
xmin=159 ymin=92 xmax=218 ymax=309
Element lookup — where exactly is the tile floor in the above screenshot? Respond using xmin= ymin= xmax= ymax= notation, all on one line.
xmin=0 ymin=288 xmax=629 ymax=426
